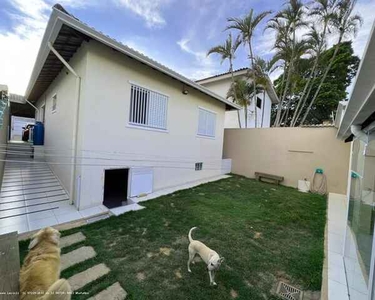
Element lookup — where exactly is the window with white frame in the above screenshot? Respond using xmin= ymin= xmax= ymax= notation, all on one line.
xmin=52 ymin=94 xmax=57 ymax=112
xmin=197 ymin=107 xmax=216 ymax=138
xmin=129 ymin=84 xmax=168 ymax=130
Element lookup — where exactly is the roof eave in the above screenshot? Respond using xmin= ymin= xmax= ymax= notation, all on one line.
xmin=25 ymin=7 xmax=240 ymax=110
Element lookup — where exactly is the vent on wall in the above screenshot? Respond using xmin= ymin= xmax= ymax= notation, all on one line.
xmin=195 ymin=162 xmax=203 ymax=171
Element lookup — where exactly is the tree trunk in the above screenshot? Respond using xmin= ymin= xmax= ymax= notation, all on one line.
xmin=300 ymin=35 xmax=343 ymax=126
xmin=244 ymin=104 xmax=248 ymax=128
xmin=229 ymin=59 xmax=241 ymax=128
xmin=261 ymin=90 xmax=266 ymax=127
xmin=249 ymin=40 xmax=257 ymax=128
xmin=290 ymin=56 xmax=319 ymax=126
xmin=291 ymin=23 xmax=327 ymax=127
xmin=275 ymin=24 xmax=296 ymax=127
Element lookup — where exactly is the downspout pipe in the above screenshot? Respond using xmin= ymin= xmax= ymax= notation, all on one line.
xmin=351 ymin=124 xmax=375 ymax=145
xmin=47 ymin=42 xmax=81 ymax=206
xmin=25 ymin=99 xmax=40 ymax=120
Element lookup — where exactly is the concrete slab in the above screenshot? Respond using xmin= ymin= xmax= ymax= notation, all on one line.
xmin=61 ymin=246 xmax=96 ymax=271
xmin=87 ymin=282 xmax=127 ymax=300
xmin=68 ymin=263 xmax=110 ymax=291
xmin=60 ymin=232 xmax=86 ymax=248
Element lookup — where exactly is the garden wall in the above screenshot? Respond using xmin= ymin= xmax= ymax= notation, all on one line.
xmin=223 ymin=127 xmax=350 ymax=194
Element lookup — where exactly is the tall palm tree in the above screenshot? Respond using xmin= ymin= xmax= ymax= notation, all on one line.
xmin=265 ymin=18 xmax=290 ymax=125
xmin=279 ymin=38 xmax=310 ymax=125
xmin=227 ymin=79 xmax=263 ymax=128
xmin=251 ymin=57 xmax=272 ymax=127
xmin=291 ymin=0 xmax=336 ymax=126
xmin=267 ymin=0 xmax=308 ymax=127
xmin=300 ymin=0 xmax=362 ymax=125
xmin=207 ymin=33 xmax=242 ymax=126
xmin=226 ymin=9 xmax=272 ymax=127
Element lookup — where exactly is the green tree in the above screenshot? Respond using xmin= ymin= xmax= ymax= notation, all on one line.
xmin=300 ymin=0 xmax=362 ymax=125
xmin=226 ymin=9 xmax=272 ymax=127
xmin=273 ymin=41 xmax=359 ymax=125
xmin=207 ymin=33 xmax=242 ymax=126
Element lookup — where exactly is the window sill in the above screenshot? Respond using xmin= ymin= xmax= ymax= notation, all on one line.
xmin=197 ymin=134 xmax=215 ymax=140
xmin=127 ymin=124 xmax=169 ymax=133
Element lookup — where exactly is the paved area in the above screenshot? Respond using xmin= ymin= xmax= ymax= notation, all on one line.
xmin=0 ymin=160 xmax=109 ymax=235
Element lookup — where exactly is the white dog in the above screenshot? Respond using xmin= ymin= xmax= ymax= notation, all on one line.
xmin=187 ymin=227 xmax=224 ymax=286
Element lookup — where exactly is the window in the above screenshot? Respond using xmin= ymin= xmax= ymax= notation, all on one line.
xmin=195 ymin=162 xmax=203 ymax=171
xmin=52 ymin=94 xmax=57 ymax=112
xmin=129 ymin=84 xmax=168 ymax=130
xmin=256 ymin=97 xmax=262 ymax=109
xmin=197 ymin=107 xmax=216 ymax=138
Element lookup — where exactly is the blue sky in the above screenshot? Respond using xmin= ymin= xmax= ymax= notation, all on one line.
xmin=0 ymin=0 xmax=374 ymax=95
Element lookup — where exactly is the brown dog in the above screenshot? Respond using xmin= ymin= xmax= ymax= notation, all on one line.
xmin=20 ymin=227 xmax=72 ymax=300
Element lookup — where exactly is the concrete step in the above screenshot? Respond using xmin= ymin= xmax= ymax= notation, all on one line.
xmin=67 ymin=263 xmax=110 ymax=291
xmin=61 ymin=246 xmax=96 ymax=271
xmin=60 ymin=232 xmax=86 ymax=248
xmin=87 ymin=282 xmax=127 ymax=300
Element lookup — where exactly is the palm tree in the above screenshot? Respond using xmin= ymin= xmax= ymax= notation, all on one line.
xmin=279 ymin=39 xmax=310 ymax=125
xmin=207 ymin=33 xmax=242 ymax=126
xmin=227 ymin=78 xmax=263 ymax=128
xmin=251 ymin=57 xmax=272 ymax=127
xmin=300 ymin=0 xmax=362 ymax=125
xmin=291 ymin=0 xmax=336 ymax=126
xmin=267 ymin=0 xmax=308 ymax=127
xmin=265 ymin=18 xmax=290 ymax=125
xmin=226 ymin=9 xmax=272 ymax=127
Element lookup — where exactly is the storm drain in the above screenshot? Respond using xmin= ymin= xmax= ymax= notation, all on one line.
xmin=276 ymin=282 xmax=303 ymax=300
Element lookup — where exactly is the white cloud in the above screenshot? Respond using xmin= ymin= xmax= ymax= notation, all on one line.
xmin=176 ymin=38 xmax=219 ymax=80
xmin=115 ymin=0 xmax=171 ymax=28
xmin=0 ymin=0 xmax=102 ymax=95
xmin=351 ymin=0 xmax=375 ymax=58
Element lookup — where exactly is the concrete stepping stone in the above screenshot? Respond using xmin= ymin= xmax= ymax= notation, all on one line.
xmin=68 ymin=263 xmax=110 ymax=291
xmin=87 ymin=282 xmax=127 ymax=300
xmin=60 ymin=232 xmax=86 ymax=248
xmin=61 ymin=246 xmax=96 ymax=271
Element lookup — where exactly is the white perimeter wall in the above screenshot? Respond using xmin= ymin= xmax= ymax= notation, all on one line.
xmin=75 ymin=40 xmax=227 ymax=209
xmin=201 ymin=77 xmax=272 ymax=128
xmin=35 ymin=43 xmax=88 ymax=197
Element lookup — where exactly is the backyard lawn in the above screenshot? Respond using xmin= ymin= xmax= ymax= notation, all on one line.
xmin=19 ymin=175 xmax=326 ymax=300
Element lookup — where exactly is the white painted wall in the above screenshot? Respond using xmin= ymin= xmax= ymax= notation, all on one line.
xmin=73 ymin=40 xmax=227 ymax=210
xmin=200 ymin=76 xmax=273 ymax=128
xmin=35 ymin=43 xmax=88 ymax=198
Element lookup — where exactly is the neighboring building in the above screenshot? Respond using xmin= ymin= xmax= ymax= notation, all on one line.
xmin=335 ymin=21 xmax=375 ymax=300
xmin=24 ymin=5 xmax=239 ymax=210
xmin=196 ymin=69 xmax=279 ymax=128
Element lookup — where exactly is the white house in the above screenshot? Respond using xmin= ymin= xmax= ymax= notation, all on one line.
xmin=24 ymin=4 xmax=239 ymax=210
xmin=197 ymin=69 xmax=279 ymax=128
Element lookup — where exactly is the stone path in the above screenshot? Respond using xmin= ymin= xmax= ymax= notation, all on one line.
xmin=87 ymin=282 xmax=128 ymax=300
xmin=61 ymin=246 xmax=96 ymax=271
xmin=60 ymin=232 xmax=86 ymax=248
xmin=60 ymin=232 xmax=127 ymax=299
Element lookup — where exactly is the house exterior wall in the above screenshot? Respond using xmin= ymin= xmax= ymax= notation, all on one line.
xmin=74 ymin=40 xmax=227 ymax=209
xmin=35 ymin=43 xmax=89 ymax=197
xmin=223 ymin=127 xmax=351 ymax=194
xmin=200 ymin=77 xmax=272 ymax=128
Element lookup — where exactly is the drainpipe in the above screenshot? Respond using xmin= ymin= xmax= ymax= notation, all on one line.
xmin=25 ymin=99 xmax=40 ymax=121
xmin=47 ymin=42 xmax=81 ymax=206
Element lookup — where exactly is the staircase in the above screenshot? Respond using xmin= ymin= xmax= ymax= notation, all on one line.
xmin=6 ymin=142 xmax=34 ymax=160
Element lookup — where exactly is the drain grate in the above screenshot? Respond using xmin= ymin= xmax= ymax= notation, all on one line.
xmin=276 ymin=281 xmax=303 ymax=300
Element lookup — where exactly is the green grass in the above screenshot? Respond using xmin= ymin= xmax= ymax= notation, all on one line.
xmin=19 ymin=175 xmax=327 ymax=300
